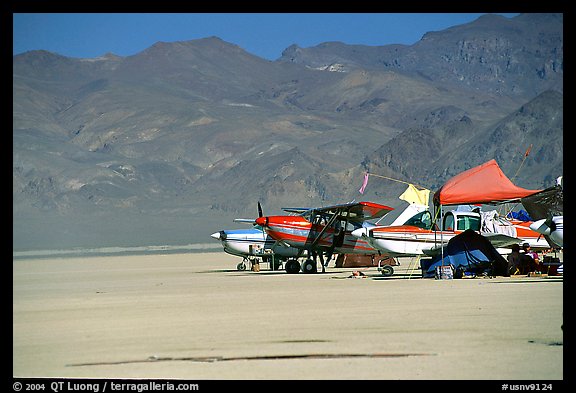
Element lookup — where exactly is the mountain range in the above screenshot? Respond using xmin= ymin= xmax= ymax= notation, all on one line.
xmin=13 ymin=13 xmax=563 ymax=250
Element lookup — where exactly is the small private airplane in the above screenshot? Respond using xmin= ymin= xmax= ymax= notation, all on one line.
xmin=210 ymin=202 xmax=300 ymax=270
xmin=522 ymin=179 xmax=563 ymax=249
xmin=210 ymin=226 xmax=300 ymax=270
xmin=254 ymin=200 xmax=395 ymax=273
xmin=351 ymin=160 xmax=551 ymax=258
xmin=351 ymin=205 xmax=530 ymax=257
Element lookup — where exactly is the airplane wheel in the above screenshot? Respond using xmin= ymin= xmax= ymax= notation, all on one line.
xmin=285 ymin=260 xmax=301 ymax=274
xmin=237 ymin=262 xmax=247 ymax=271
xmin=302 ymin=259 xmax=317 ymax=274
xmin=381 ymin=265 xmax=394 ymax=277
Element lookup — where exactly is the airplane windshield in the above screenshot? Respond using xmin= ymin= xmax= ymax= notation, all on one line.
xmin=344 ymin=220 xmax=363 ymax=231
xmin=302 ymin=210 xmax=363 ymax=231
xmin=405 ymin=211 xmax=433 ymax=229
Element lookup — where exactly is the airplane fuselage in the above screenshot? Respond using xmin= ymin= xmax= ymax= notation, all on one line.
xmin=211 ymin=228 xmax=300 ymax=259
xmin=256 ymin=215 xmax=377 ymax=254
xmin=352 ymin=225 xmax=453 ymax=257
xmin=352 ymin=221 xmax=550 ymax=257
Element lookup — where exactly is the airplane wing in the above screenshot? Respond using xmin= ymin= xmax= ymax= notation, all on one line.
xmin=483 ymin=233 xmax=523 ymax=249
xmin=281 ymin=207 xmax=310 ymax=214
xmin=286 ymin=201 xmax=394 ymax=223
xmin=233 ymin=218 xmax=258 ymax=224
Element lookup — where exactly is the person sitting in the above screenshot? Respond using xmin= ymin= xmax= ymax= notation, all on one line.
xmin=520 ymin=243 xmax=540 ymax=274
xmin=507 ymin=244 xmax=521 ymax=275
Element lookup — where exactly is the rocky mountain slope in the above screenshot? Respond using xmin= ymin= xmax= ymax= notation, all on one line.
xmin=13 ymin=13 xmax=563 ymax=250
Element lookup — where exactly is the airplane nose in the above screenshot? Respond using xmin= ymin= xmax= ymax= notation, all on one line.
xmin=211 ymin=231 xmax=226 ymax=241
xmin=255 ymin=216 xmax=268 ymax=227
xmin=529 ymin=219 xmax=551 ymax=235
xmin=351 ymin=228 xmax=367 ymax=238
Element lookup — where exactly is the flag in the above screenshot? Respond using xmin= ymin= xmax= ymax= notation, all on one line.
xmin=399 ymin=184 xmax=430 ymax=206
xmin=359 ymin=172 xmax=369 ymax=194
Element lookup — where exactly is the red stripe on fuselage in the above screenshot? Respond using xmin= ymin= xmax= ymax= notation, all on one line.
xmin=263 ymin=216 xmax=376 ymax=253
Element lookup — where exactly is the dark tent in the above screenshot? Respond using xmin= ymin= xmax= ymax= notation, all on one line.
xmin=422 ymin=229 xmax=508 ymax=278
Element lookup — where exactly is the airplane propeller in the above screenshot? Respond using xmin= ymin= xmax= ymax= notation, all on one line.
xmin=255 ymin=201 xmax=270 ymax=227
xmin=232 ymin=201 xmax=266 ymax=225
xmin=529 ymin=212 xmax=562 ymax=249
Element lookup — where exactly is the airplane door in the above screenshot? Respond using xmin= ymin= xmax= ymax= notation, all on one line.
xmin=333 ymin=220 xmax=347 ymax=248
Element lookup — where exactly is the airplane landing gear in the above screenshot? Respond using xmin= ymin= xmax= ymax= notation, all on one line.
xmin=302 ymin=259 xmax=317 ymax=274
xmin=380 ymin=265 xmax=394 ymax=276
xmin=378 ymin=257 xmax=396 ymax=277
xmin=285 ymin=259 xmax=301 ymax=274
xmin=237 ymin=258 xmax=248 ymax=271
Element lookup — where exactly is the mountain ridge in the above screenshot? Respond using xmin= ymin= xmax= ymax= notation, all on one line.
xmin=13 ymin=13 xmax=563 ymax=250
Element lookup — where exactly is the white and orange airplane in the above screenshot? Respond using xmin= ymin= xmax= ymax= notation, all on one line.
xmin=254 ymin=201 xmax=395 ymax=274
xmin=351 ymin=204 xmax=548 ymax=258
xmin=351 ymin=160 xmax=551 ymax=258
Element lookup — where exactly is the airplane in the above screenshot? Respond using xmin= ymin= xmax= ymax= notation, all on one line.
xmin=522 ymin=179 xmax=563 ymax=249
xmin=351 ymin=160 xmax=552 ymax=258
xmin=254 ymin=201 xmax=395 ymax=274
xmin=530 ymin=216 xmax=563 ymax=248
xmin=210 ymin=226 xmax=300 ymax=271
xmin=351 ymin=204 xmax=530 ymax=258
xmin=210 ymin=202 xmax=300 ymax=271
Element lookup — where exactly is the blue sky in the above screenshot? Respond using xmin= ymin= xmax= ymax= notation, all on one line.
xmin=13 ymin=13 xmax=520 ymax=61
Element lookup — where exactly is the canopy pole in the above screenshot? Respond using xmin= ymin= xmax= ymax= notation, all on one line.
xmin=408 ymin=255 xmax=421 ymax=280
xmin=440 ymin=204 xmax=444 ymax=269
xmin=365 ymin=173 xmax=429 ymax=190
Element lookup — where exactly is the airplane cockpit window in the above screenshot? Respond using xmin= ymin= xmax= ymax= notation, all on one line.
xmin=457 ymin=215 xmax=481 ymax=231
xmin=405 ymin=211 xmax=432 ymax=229
xmin=309 ymin=213 xmax=329 ymax=226
xmin=346 ymin=221 xmax=362 ymax=231
xmin=443 ymin=214 xmax=455 ymax=231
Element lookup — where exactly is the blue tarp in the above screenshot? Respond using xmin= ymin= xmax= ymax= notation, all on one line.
xmin=423 ymin=229 xmax=508 ymax=277
xmin=506 ymin=209 xmax=533 ymax=222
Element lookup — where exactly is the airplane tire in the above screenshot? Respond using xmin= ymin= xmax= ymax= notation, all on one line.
xmin=285 ymin=260 xmax=301 ymax=274
xmin=381 ymin=265 xmax=394 ymax=277
xmin=302 ymin=259 xmax=317 ymax=274
xmin=237 ymin=262 xmax=246 ymax=271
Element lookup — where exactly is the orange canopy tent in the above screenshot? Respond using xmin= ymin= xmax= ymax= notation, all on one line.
xmin=433 ymin=159 xmax=542 ymax=206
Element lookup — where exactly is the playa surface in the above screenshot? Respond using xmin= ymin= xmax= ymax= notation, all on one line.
xmin=13 ymin=252 xmax=563 ymax=380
